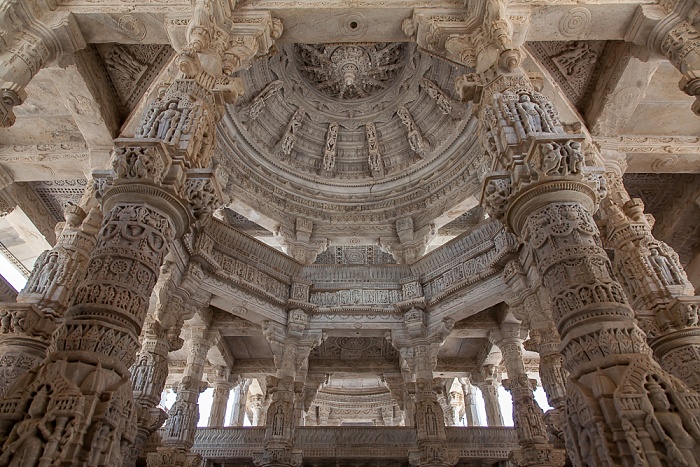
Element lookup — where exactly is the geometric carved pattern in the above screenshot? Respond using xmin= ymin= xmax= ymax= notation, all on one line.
xmin=295 ymin=43 xmax=406 ymax=100
xmin=27 ymin=179 xmax=88 ymax=223
xmin=315 ymin=245 xmax=396 ymax=265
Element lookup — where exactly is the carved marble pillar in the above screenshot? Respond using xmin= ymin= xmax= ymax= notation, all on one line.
xmin=251 ymin=394 xmax=266 ymax=426
xmin=229 ymin=378 xmax=251 ymax=426
xmin=125 ymin=315 xmax=184 ymax=467
xmin=598 ymin=153 xmax=700 ymax=392
xmin=153 ymin=329 xmax=212 ymax=466
xmin=474 ymin=366 xmax=504 ymax=427
xmin=459 ymin=377 xmax=480 ymax=426
xmin=208 ymin=367 xmax=235 ymax=428
xmin=0 ymin=204 xmax=99 ymax=395
xmin=256 ymin=310 xmax=322 ymax=467
xmin=481 ymin=70 xmax=700 ymax=467
xmin=495 ymin=321 xmax=565 ymax=467
xmin=388 ymin=307 xmax=456 ymax=467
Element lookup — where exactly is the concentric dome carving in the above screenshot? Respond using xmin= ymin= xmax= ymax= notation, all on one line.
xmin=295 ymin=43 xmax=406 ymax=100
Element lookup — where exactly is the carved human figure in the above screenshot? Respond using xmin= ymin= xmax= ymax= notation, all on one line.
xmin=563 ymin=141 xmax=583 ymax=174
xmin=37 ymin=254 xmax=58 ymax=293
xmin=540 ymin=143 xmax=561 ymax=175
xmin=272 ymin=405 xmax=285 ymax=437
xmin=0 ymin=387 xmax=51 ymax=466
xmin=425 ymin=405 xmax=438 ymax=436
xmin=649 ymin=248 xmax=682 ymax=286
xmin=516 ymin=94 xmax=550 ymax=133
xmin=645 ymin=381 xmax=700 ymax=467
xmin=153 ymin=103 xmax=182 ymax=141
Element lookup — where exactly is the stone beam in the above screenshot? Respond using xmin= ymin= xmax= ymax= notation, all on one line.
xmin=229 ymin=358 xmax=277 ymax=377
xmin=0 ymin=144 xmax=90 ymax=181
xmin=49 ymin=47 xmax=121 ymax=171
xmin=598 ymin=136 xmax=700 ymax=173
xmin=309 ymin=359 xmax=399 ymax=374
xmin=585 ymin=43 xmax=660 ymax=136
xmin=63 ymin=2 xmax=644 ymax=44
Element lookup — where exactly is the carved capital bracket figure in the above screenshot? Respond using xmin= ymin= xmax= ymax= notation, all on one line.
xmin=492 ymin=315 xmax=566 ymax=467
xmin=380 ymin=217 xmax=438 ymax=265
xmin=626 ymin=4 xmax=700 ymax=114
xmin=0 ymin=202 xmax=101 ymax=396
xmin=388 ymin=309 xmax=457 ymax=467
xmin=255 ymin=310 xmax=322 ymax=467
xmin=275 ymin=218 xmax=330 ymax=265
xmin=0 ymin=2 xmax=86 ymax=127
xmin=596 ymin=150 xmax=700 ymax=392
xmin=479 ymin=63 xmax=700 ymax=467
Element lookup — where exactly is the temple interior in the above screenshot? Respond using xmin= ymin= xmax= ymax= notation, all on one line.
xmin=1 ymin=1 xmax=700 ymax=466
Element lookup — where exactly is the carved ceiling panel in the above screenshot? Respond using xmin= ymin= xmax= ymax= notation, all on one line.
xmin=95 ymin=43 xmax=174 ymax=115
xmin=27 ymin=179 xmax=88 ymax=223
xmin=527 ymin=40 xmax=606 ymax=110
xmin=217 ymin=43 xmax=484 ymax=241
xmin=310 ymin=336 xmax=399 ymax=360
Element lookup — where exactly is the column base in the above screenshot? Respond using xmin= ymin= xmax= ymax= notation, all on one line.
xmin=509 ymin=444 xmax=567 ymax=467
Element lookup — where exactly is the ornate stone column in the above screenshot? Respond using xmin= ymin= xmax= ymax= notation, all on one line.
xmin=255 ymin=310 xmax=322 ymax=467
xmin=388 ymin=306 xmax=456 ymax=467
xmin=474 ymin=365 xmax=504 ymax=427
xmin=597 ymin=151 xmax=700 ymax=392
xmin=208 ymin=367 xmax=235 ymax=428
xmin=250 ymin=394 xmax=266 ymax=426
xmin=0 ymin=203 xmax=100 ymax=395
xmin=459 ymin=377 xmax=480 ymax=426
xmin=125 ymin=314 xmax=183 ymax=467
xmin=481 ymin=69 xmax=700 ymax=466
xmin=229 ymin=378 xmax=251 ymax=426
xmin=152 ymin=323 xmax=212 ymax=466
xmin=503 ymin=259 xmax=570 ymax=451
xmin=494 ymin=320 xmax=565 ymax=467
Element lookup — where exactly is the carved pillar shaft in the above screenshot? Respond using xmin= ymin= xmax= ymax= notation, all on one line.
xmin=162 ymin=336 xmax=210 ymax=449
xmin=599 ymin=157 xmax=700 ymax=392
xmin=0 ymin=205 xmax=100 ymax=395
xmin=498 ymin=327 xmax=564 ymax=467
xmin=0 ymin=188 xmax=186 ymax=466
xmin=460 ymin=378 xmax=480 ymax=426
xmin=124 ymin=317 xmax=181 ymax=467
xmin=230 ymin=379 xmax=250 ymax=426
xmin=208 ymin=381 xmax=233 ymax=428
xmin=476 ymin=377 xmax=504 ymax=427
xmin=251 ymin=394 xmax=265 ymax=426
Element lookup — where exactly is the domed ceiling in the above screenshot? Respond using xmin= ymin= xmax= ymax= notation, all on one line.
xmin=214 ymin=42 xmax=486 ymax=248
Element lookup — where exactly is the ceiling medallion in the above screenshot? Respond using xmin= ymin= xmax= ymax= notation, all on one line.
xmin=295 ymin=43 xmax=405 ymax=100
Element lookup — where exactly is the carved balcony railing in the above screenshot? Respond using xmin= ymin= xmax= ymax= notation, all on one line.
xmin=191 ymin=426 xmax=519 ymax=462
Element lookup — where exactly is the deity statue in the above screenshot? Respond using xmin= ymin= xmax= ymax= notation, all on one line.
xmin=153 ymin=103 xmax=182 ymax=141
xmin=272 ymin=405 xmax=285 ymax=437
xmin=649 ymin=248 xmax=682 ymax=286
xmin=645 ymin=380 xmax=700 ymax=466
xmin=425 ymin=405 xmax=438 ymax=437
xmin=516 ymin=94 xmax=552 ymax=133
